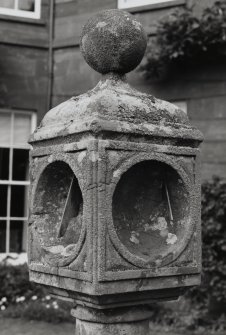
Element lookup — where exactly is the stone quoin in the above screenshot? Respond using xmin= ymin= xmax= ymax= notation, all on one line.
xmin=28 ymin=9 xmax=204 ymax=335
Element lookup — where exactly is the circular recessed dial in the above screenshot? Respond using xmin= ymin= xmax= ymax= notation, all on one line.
xmin=31 ymin=161 xmax=83 ymax=266
xmin=112 ymin=160 xmax=190 ymax=266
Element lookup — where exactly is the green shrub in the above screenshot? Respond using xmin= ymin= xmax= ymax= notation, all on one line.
xmin=189 ymin=176 xmax=226 ymax=312
xmin=3 ymin=297 xmax=73 ymax=323
xmin=0 ymin=264 xmax=73 ymax=322
xmin=140 ymin=0 xmax=226 ymax=78
xmin=0 ymin=263 xmax=43 ymax=304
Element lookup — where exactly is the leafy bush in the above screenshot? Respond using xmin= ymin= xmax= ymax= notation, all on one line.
xmin=0 ymin=264 xmax=73 ymax=322
xmin=0 ymin=263 xmax=43 ymax=304
xmin=140 ymin=0 xmax=226 ymax=78
xmin=2 ymin=297 xmax=73 ymax=323
xmin=189 ymin=176 xmax=226 ymax=313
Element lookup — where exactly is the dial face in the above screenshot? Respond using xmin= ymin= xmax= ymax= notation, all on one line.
xmin=31 ymin=161 xmax=83 ymax=266
xmin=112 ymin=160 xmax=190 ymax=264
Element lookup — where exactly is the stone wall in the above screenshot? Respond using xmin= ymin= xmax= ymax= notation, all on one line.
xmin=0 ymin=0 xmax=50 ymax=122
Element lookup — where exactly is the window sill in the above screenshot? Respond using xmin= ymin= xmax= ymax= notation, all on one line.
xmin=0 ymin=252 xmax=27 ymax=265
xmin=121 ymin=0 xmax=186 ymax=13
xmin=0 ymin=14 xmax=46 ymax=26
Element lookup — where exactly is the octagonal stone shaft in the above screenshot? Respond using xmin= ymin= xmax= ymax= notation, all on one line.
xmin=75 ymin=319 xmax=149 ymax=335
xmin=72 ymin=305 xmax=152 ymax=335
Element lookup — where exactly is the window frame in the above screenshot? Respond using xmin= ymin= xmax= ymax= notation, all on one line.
xmin=0 ymin=109 xmax=37 ymax=254
xmin=0 ymin=0 xmax=41 ymax=19
xmin=117 ymin=0 xmax=186 ymax=12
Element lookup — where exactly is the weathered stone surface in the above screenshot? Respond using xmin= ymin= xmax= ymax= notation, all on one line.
xmin=75 ymin=319 xmax=149 ymax=335
xmin=73 ymin=305 xmax=152 ymax=335
xmin=28 ymin=8 xmax=203 ymax=335
xmin=31 ymin=161 xmax=83 ymax=267
xmin=28 ymin=139 xmax=201 ymax=302
xmin=30 ymin=73 xmax=203 ymax=144
xmin=113 ymin=160 xmax=189 ymax=263
xmin=80 ymin=9 xmax=147 ymax=74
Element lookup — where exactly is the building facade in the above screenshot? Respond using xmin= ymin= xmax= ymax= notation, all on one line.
xmin=0 ymin=0 xmax=225 ymax=257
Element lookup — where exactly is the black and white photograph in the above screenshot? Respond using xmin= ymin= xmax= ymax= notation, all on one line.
xmin=0 ymin=1 xmax=225 ymax=334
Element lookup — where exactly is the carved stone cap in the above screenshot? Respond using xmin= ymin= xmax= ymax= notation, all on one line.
xmin=30 ymin=10 xmax=203 ymax=145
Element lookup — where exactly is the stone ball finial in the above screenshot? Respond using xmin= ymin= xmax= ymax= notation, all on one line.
xmin=80 ymin=9 xmax=147 ymax=74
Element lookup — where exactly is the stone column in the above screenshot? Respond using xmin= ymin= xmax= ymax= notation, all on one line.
xmin=72 ymin=305 xmax=152 ymax=335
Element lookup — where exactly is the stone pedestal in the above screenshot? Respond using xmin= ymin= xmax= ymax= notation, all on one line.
xmin=75 ymin=319 xmax=149 ymax=335
xmin=72 ymin=305 xmax=152 ymax=335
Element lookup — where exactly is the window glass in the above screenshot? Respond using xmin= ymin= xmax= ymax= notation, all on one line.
xmin=0 ymin=0 xmax=14 ymax=9
xmin=10 ymin=221 xmax=23 ymax=253
xmin=0 ymin=113 xmax=11 ymax=145
xmin=0 ymin=110 xmax=36 ymax=254
xmin=172 ymin=101 xmax=187 ymax=114
xmin=0 ymin=221 xmax=6 ymax=252
xmin=14 ymin=113 xmax=31 ymax=147
xmin=0 ymin=185 xmax=7 ymax=217
xmin=11 ymin=185 xmax=26 ymax=217
xmin=0 ymin=148 xmax=10 ymax=180
xmin=19 ymin=0 xmax=35 ymax=11
xmin=13 ymin=149 xmax=29 ymax=181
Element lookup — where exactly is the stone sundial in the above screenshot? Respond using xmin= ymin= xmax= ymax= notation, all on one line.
xmin=28 ymin=9 xmax=203 ymax=335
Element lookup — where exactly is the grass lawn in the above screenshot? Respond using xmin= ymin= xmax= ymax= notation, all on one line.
xmin=0 ymin=317 xmax=74 ymax=335
xmin=0 ymin=317 xmax=225 ymax=335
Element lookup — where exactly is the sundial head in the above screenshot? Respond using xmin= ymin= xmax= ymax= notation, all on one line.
xmin=28 ymin=8 xmax=203 ymax=315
